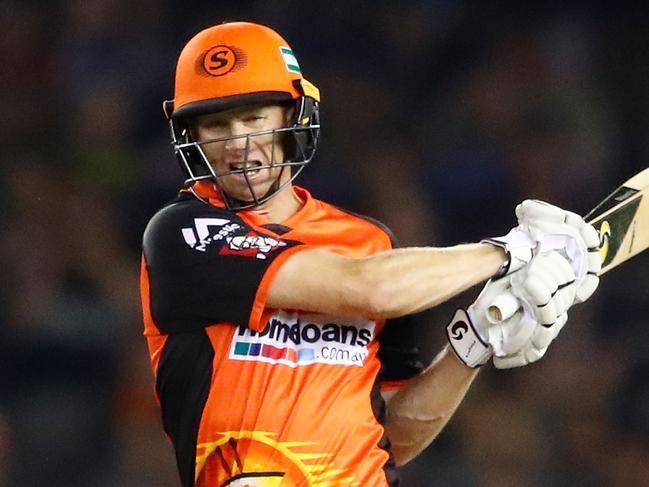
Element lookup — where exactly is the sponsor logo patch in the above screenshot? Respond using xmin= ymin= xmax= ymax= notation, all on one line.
xmin=181 ymin=218 xmax=285 ymax=259
xmin=230 ymin=311 xmax=375 ymax=367
xmin=219 ymin=233 xmax=286 ymax=260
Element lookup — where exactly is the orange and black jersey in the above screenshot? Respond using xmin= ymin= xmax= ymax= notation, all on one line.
xmin=140 ymin=185 xmax=424 ymax=487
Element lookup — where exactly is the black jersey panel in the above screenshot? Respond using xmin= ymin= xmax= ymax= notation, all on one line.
xmin=156 ymin=330 xmax=214 ymax=487
xmin=377 ymin=313 xmax=425 ymax=383
xmin=142 ymin=196 xmax=303 ymax=333
xmin=369 ymin=371 xmax=400 ymax=486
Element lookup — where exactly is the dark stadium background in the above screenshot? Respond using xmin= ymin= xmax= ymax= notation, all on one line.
xmin=1 ymin=1 xmax=648 ymax=485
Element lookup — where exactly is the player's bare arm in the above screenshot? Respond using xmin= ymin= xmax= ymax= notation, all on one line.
xmin=383 ymin=239 xmax=595 ymax=465
xmin=267 ymin=243 xmax=506 ymax=318
xmin=383 ymin=346 xmax=477 ymax=465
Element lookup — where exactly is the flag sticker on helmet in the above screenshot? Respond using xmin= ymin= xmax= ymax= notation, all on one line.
xmin=280 ymin=46 xmax=301 ymax=74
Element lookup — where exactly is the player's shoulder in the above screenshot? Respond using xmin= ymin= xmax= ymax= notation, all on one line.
xmin=143 ymin=192 xmax=235 ymax=247
xmin=316 ymin=198 xmax=398 ymax=248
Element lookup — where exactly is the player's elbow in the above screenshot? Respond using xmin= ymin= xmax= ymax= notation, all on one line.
xmin=384 ymin=410 xmax=448 ymax=466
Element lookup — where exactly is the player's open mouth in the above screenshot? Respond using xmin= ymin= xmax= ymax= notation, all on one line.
xmin=229 ymin=160 xmax=264 ymax=176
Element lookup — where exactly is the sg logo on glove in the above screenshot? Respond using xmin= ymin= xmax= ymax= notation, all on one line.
xmin=449 ymin=320 xmax=468 ymax=340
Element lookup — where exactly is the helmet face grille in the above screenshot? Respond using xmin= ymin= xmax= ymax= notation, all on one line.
xmin=167 ymin=22 xmax=321 ymax=209
xmin=169 ymin=98 xmax=320 ymax=210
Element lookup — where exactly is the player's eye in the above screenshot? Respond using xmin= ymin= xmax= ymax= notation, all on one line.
xmin=201 ymin=119 xmax=227 ymax=130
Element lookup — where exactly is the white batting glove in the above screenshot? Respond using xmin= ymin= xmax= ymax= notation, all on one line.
xmin=448 ymin=250 xmax=579 ymax=369
xmin=484 ymin=200 xmax=600 ymax=303
xmin=491 ymin=251 xmax=576 ymax=369
xmin=516 ymin=200 xmax=600 ymax=303
xmin=446 ymin=276 xmax=537 ymax=368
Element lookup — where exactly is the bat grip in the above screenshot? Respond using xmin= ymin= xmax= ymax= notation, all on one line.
xmin=486 ymin=292 xmax=520 ymax=324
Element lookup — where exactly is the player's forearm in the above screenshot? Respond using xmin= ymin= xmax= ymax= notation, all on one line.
xmin=384 ymin=346 xmax=478 ymax=466
xmin=267 ymin=243 xmax=505 ymax=319
xmin=357 ymin=243 xmax=505 ymax=318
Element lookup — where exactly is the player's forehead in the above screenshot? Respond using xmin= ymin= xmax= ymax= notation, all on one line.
xmin=195 ymin=103 xmax=285 ymax=125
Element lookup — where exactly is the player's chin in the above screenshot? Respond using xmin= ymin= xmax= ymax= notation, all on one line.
xmin=221 ymin=178 xmax=275 ymax=203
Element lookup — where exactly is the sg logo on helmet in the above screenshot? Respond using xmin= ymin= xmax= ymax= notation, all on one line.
xmin=201 ymin=45 xmax=243 ymax=76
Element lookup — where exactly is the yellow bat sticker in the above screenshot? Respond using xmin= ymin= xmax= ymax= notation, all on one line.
xmin=599 ymin=220 xmax=611 ymax=264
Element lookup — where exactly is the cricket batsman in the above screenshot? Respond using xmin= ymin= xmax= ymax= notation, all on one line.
xmin=140 ymin=21 xmax=601 ymax=486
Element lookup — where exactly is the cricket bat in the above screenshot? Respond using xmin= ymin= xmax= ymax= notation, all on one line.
xmin=487 ymin=167 xmax=649 ymax=323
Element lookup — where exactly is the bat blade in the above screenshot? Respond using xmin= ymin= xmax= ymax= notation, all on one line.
xmin=585 ymin=167 xmax=649 ymax=275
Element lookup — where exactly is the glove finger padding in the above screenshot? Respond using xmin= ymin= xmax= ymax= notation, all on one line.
xmin=517 ymin=251 xmax=576 ymax=326
xmin=517 ymin=199 xmax=601 ymax=305
xmin=539 ymin=251 xmax=576 ymax=316
xmin=579 ymin=218 xmax=601 ymax=251
xmin=493 ymin=352 xmax=528 ymax=369
xmin=493 ymin=343 xmax=547 ymax=369
xmin=576 ymin=274 xmax=599 ymax=303
xmin=495 ymin=310 xmax=569 ymax=369
xmin=491 ymin=252 xmax=575 ymax=368
xmin=531 ymin=311 xmax=566 ymax=350
xmin=516 ymin=200 xmax=567 ymax=224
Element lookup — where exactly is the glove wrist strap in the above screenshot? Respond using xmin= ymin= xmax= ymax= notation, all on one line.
xmin=446 ymin=308 xmax=491 ymax=368
xmin=482 ymin=229 xmax=535 ymax=278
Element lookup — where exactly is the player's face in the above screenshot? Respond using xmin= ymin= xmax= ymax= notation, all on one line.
xmin=194 ymin=104 xmax=290 ymax=203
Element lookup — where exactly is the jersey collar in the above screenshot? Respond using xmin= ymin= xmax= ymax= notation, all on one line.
xmin=189 ymin=181 xmax=315 ymax=227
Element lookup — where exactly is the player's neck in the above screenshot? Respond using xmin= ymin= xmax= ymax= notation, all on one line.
xmin=248 ymin=184 xmax=303 ymax=223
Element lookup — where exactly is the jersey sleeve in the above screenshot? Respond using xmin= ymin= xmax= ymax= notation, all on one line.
xmin=377 ymin=313 xmax=425 ymax=391
xmin=142 ymin=199 xmax=307 ymax=334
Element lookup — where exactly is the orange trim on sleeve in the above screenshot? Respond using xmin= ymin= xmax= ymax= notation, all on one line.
xmin=248 ymin=245 xmax=314 ymax=332
xmin=380 ymin=379 xmax=411 ymax=392
xmin=140 ymin=255 xmax=161 ymax=336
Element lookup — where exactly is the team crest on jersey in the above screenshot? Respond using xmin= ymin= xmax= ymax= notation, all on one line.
xmin=182 ymin=217 xmax=286 ymax=259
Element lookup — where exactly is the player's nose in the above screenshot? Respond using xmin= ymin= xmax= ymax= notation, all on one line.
xmin=223 ymin=121 xmax=252 ymax=150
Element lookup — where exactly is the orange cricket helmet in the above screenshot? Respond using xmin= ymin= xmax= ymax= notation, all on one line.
xmin=163 ymin=21 xmax=321 ymax=210
xmin=169 ymin=21 xmax=319 ymax=119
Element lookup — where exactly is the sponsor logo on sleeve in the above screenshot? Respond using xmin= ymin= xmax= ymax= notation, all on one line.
xmin=181 ymin=218 xmax=286 ymax=259
xmin=219 ymin=233 xmax=286 ymax=260
xmin=230 ymin=311 xmax=375 ymax=367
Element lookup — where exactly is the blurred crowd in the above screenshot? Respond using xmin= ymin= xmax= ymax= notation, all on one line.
xmin=1 ymin=1 xmax=648 ymax=486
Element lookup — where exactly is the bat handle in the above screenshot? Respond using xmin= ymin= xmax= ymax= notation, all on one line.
xmin=486 ymin=292 xmax=520 ymax=324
